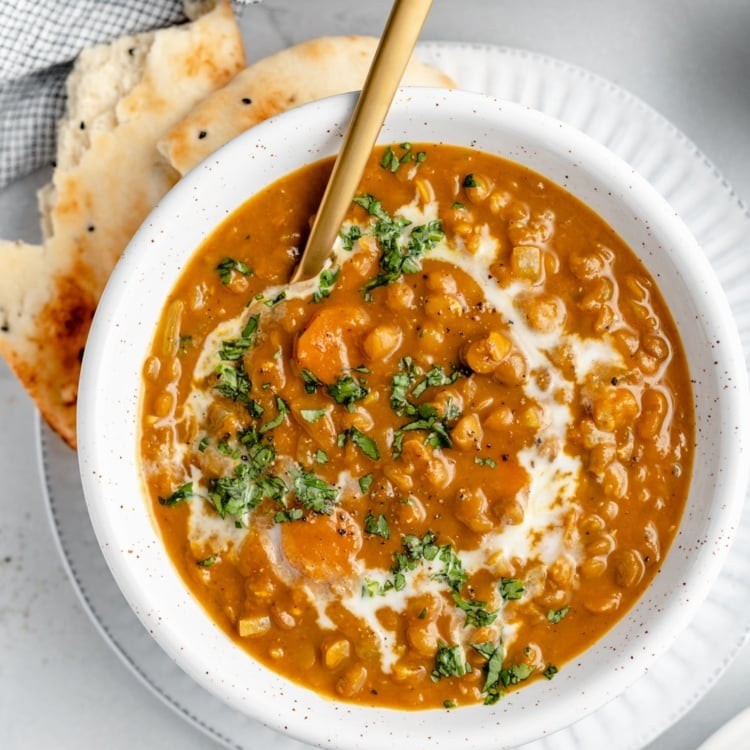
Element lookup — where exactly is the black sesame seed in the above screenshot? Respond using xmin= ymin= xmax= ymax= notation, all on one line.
xmin=241 ymin=97 xmax=252 ymax=105
xmin=198 ymin=130 xmax=207 ymax=139
xmin=80 ymin=121 xmax=85 ymax=130
xmin=87 ymin=225 xmax=95 ymax=232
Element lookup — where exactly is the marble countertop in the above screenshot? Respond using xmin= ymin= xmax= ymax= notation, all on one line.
xmin=1 ymin=1 xmax=749 ymax=748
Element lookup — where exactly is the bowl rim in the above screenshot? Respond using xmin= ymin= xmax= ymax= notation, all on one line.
xmin=78 ymin=87 xmax=750 ymax=749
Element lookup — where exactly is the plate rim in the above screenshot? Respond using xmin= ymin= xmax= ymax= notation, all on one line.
xmin=38 ymin=40 xmax=750 ymax=750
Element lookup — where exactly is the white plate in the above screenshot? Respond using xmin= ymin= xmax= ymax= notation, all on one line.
xmin=39 ymin=42 xmax=750 ymax=750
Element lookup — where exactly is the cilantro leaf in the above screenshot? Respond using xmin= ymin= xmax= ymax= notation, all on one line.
xmin=291 ymin=469 xmax=340 ymax=514
xmin=431 ymin=643 xmax=468 ymax=681
xmin=364 ymin=512 xmax=390 ymax=539
xmin=358 ymin=473 xmax=373 ymax=493
xmin=344 ymin=427 xmax=380 ymax=460
xmin=547 ymin=607 xmax=570 ymax=624
xmin=313 ymin=266 xmax=340 ymax=303
xmin=452 ymin=593 xmax=498 ymax=627
xmin=216 ymin=257 xmax=253 ymax=284
xmin=327 ymin=374 xmax=369 ymax=411
xmin=300 ymin=407 xmax=328 ymax=423
xmin=159 ymin=482 xmax=193 ymax=507
xmin=259 ymin=397 xmax=288 ymax=434
xmin=499 ymin=578 xmax=525 ymax=601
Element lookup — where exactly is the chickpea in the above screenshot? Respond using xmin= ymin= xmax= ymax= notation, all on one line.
xmin=322 ymin=638 xmax=351 ymax=669
xmin=613 ymin=549 xmax=645 ymax=588
xmin=419 ymin=324 xmax=445 ymax=353
xmin=548 ymin=556 xmax=575 ymax=589
xmin=452 ymin=413 xmax=483 ymax=450
xmin=392 ymin=662 xmax=426 ymax=684
xmin=520 ymin=293 xmax=566 ymax=333
xmin=569 ymin=251 xmax=605 ymax=281
xmin=603 ymin=462 xmax=628 ymax=499
xmin=425 ymin=293 xmax=464 ymax=319
xmin=580 ymin=557 xmax=607 ymax=580
xmin=643 ymin=334 xmax=669 ymax=360
xmin=336 ymin=664 xmax=368 ymax=698
xmin=589 ymin=442 xmax=616 ymax=477
xmin=363 ymin=324 xmax=402 ymax=361
xmin=407 ymin=621 xmax=439 ymax=657
xmin=153 ymin=392 xmax=173 ymax=419
xmin=495 ymin=499 xmax=525 ymax=526
xmin=463 ymin=172 xmax=493 ymax=203
xmin=463 ymin=332 xmax=511 ymax=374
xmin=584 ymin=592 xmax=622 ymax=615
xmin=454 ymin=487 xmax=494 ymax=533
xmin=593 ymin=388 xmax=639 ymax=432
xmin=270 ymin=603 xmax=296 ymax=631
xmin=144 ymin=356 xmax=161 ymax=381
xmin=397 ymin=495 xmax=426 ymax=526
xmin=386 ymin=281 xmax=415 ymax=311
xmin=485 ymin=405 xmax=513 ymax=431
xmin=425 ymin=269 xmax=457 ymax=294
xmin=586 ymin=533 xmax=616 ymax=558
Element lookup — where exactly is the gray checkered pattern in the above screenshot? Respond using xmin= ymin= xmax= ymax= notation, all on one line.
xmin=0 ymin=1 xmax=256 ymax=190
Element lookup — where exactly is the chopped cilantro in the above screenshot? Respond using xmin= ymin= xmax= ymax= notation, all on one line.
xmin=358 ymin=473 xmax=373 ymax=494
xmin=343 ymin=427 xmax=380 ymax=460
xmin=364 ymin=512 xmax=390 ymax=539
xmin=197 ymin=436 xmax=209 ymax=453
xmin=315 ymin=449 xmax=329 ymax=464
xmin=499 ymin=577 xmax=525 ymax=601
xmin=274 ymin=507 xmax=304 ymax=523
xmin=451 ymin=201 xmax=465 ymax=210
xmin=196 ymin=556 xmax=216 ymax=567
xmin=543 ymin=664 xmax=559 ymax=680
xmin=327 ymin=374 xmax=369 ymax=411
xmin=218 ymin=315 xmax=259 ymax=361
xmin=216 ymin=257 xmax=253 ymax=284
xmin=547 ymin=607 xmax=570 ymax=624
xmin=379 ymin=143 xmax=426 ymax=173
xmin=339 ymin=224 xmax=363 ymax=252
xmin=300 ymin=368 xmax=322 ymax=393
xmin=214 ymin=360 xmax=251 ymax=403
xmin=475 ymin=456 xmax=497 ymax=468
xmin=352 ymin=193 xmax=444 ymax=292
xmin=443 ymin=699 xmax=456 ymax=709
xmin=462 ymin=174 xmax=479 ymax=188
xmin=431 ymin=643 xmax=468 ymax=681
xmin=259 ymin=397 xmax=288 ymax=434
xmin=300 ymin=407 xmax=328 ymax=423
xmin=312 ymin=266 xmax=340 ymax=303
xmin=159 ymin=482 xmax=193 ymax=507
xmin=291 ymin=469 xmax=340 ymax=514
xmin=217 ymin=437 xmax=239 ymax=458
xmin=452 ymin=593 xmax=498 ymax=628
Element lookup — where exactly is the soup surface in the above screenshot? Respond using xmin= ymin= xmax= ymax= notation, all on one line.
xmin=140 ymin=144 xmax=694 ymax=709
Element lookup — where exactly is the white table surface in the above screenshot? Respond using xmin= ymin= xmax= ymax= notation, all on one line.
xmin=1 ymin=1 xmax=748 ymax=748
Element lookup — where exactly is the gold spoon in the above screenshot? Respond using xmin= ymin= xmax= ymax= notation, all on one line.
xmin=290 ymin=0 xmax=435 ymax=284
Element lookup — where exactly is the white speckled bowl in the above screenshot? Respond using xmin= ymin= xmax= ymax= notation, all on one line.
xmin=78 ymin=89 xmax=749 ymax=750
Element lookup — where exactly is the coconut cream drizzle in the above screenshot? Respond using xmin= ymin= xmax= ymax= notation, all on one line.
xmin=172 ymin=196 xmax=624 ymax=671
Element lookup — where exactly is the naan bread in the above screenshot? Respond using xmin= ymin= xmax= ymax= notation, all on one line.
xmin=0 ymin=1 xmax=245 ymax=447
xmin=159 ymin=35 xmax=455 ymax=175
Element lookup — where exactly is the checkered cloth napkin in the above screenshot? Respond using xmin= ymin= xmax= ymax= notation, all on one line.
xmin=0 ymin=0 xmax=255 ymax=190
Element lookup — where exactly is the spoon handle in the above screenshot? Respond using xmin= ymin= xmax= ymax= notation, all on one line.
xmin=290 ymin=0 xmax=434 ymax=284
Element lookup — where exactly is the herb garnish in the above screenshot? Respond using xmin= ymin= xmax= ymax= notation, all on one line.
xmin=327 ymin=373 xmax=369 ymax=411
xmin=462 ymin=174 xmax=479 ymax=188
xmin=358 ymin=473 xmax=373 ymax=493
xmin=178 ymin=334 xmax=193 ymax=356
xmin=341 ymin=427 xmax=380 ymax=460
xmin=159 ymin=482 xmax=193 ymax=507
xmin=300 ymin=368 xmax=322 ymax=393
xmin=474 ymin=456 xmax=498 ymax=468
xmin=451 ymin=593 xmax=498 ymax=628
xmin=364 ymin=512 xmax=390 ymax=539
xmin=300 ymin=407 xmax=328 ymax=423
xmin=196 ymin=556 xmax=216 ymax=567
xmin=312 ymin=266 xmax=340 ymax=303
xmin=315 ymin=449 xmax=328 ymax=464
xmin=197 ymin=436 xmax=209 ymax=452
xmin=339 ymin=224 xmax=363 ymax=252
xmin=218 ymin=315 xmax=259 ymax=361
xmin=379 ymin=143 xmax=426 ymax=173
xmin=352 ymin=194 xmax=444 ymax=292
xmin=543 ymin=664 xmax=559 ymax=680
xmin=499 ymin=577 xmax=525 ymax=601
xmin=431 ymin=643 xmax=469 ymax=681
xmin=547 ymin=607 xmax=570 ymax=624
xmin=216 ymin=257 xmax=253 ymax=284
xmin=291 ymin=469 xmax=340 ymax=515
xmin=259 ymin=397 xmax=289 ymax=434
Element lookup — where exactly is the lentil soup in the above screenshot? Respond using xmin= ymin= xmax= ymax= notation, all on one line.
xmin=139 ymin=144 xmax=693 ymax=709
